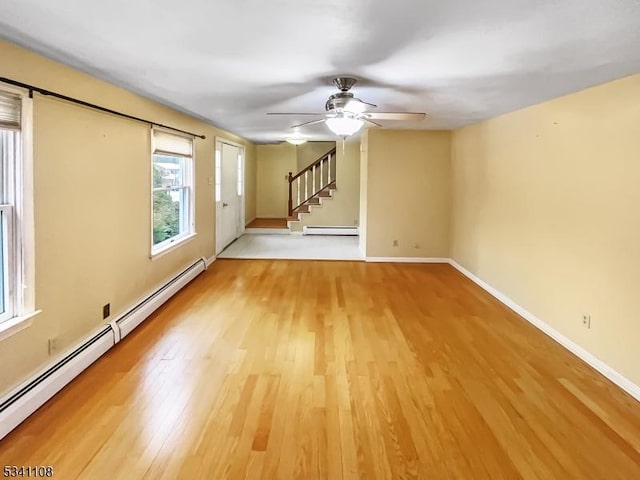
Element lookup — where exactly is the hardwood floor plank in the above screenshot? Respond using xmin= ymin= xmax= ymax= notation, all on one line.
xmin=0 ymin=260 xmax=638 ymax=479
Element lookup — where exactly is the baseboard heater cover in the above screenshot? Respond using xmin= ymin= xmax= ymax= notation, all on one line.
xmin=303 ymin=226 xmax=359 ymax=236
xmin=0 ymin=327 xmax=113 ymax=440
xmin=117 ymin=258 xmax=206 ymax=338
xmin=0 ymin=257 xmax=206 ymax=440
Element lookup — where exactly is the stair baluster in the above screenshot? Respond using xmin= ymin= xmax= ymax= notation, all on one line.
xmin=287 ymin=147 xmax=337 ymax=219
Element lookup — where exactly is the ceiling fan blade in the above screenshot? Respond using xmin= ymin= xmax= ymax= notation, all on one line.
xmin=266 ymin=112 xmax=324 ymax=116
xmin=363 ymin=118 xmax=383 ymax=127
xmin=290 ymin=118 xmax=326 ymax=129
xmin=365 ymin=112 xmax=426 ymax=121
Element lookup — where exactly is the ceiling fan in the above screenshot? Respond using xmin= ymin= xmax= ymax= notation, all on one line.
xmin=267 ymin=77 xmax=426 ymax=139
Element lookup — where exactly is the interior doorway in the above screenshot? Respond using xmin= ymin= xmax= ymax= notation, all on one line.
xmin=215 ymin=139 xmax=245 ymax=255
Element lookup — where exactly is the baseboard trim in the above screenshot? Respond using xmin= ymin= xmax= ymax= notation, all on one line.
xmin=365 ymin=257 xmax=449 ymax=263
xmin=205 ymin=255 xmax=216 ymax=268
xmin=245 ymin=216 xmax=257 ymax=227
xmin=0 ymin=258 xmax=206 ymax=440
xmin=303 ymin=226 xmax=359 ymax=236
xmin=448 ymin=259 xmax=640 ymax=403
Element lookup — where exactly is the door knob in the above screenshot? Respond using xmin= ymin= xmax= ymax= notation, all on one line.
xmin=223 ymin=202 xmax=229 ymax=207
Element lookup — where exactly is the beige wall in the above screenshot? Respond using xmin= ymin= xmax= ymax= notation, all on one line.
xmin=296 ymin=141 xmax=335 ymax=171
xmin=256 ymin=143 xmax=297 ymax=218
xmin=291 ymin=140 xmax=360 ymax=231
xmin=0 ymin=39 xmax=254 ymax=395
xmin=362 ymin=129 xmax=451 ymax=258
xmin=451 ymin=74 xmax=640 ymax=386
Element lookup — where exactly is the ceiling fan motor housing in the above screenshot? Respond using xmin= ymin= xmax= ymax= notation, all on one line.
xmin=325 ymin=92 xmax=355 ymax=112
xmin=332 ymin=77 xmax=357 ymax=92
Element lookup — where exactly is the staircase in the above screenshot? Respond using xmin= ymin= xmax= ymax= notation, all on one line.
xmin=287 ymin=148 xmax=337 ymax=226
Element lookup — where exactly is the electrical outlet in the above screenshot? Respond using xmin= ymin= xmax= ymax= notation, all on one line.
xmin=582 ymin=314 xmax=591 ymax=329
xmin=48 ymin=338 xmax=59 ymax=355
xmin=392 ymin=240 xmax=398 ymax=247
xmin=103 ymin=303 xmax=111 ymax=319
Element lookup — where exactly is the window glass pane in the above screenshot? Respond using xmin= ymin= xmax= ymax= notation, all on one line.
xmin=153 ymin=187 xmax=186 ymax=245
xmin=153 ymin=154 xmax=185 ymax=188
xmin=215 ymin=149 xmax=221 ymax=202
xmin=237 ymin=153 xmax=243 ymax=196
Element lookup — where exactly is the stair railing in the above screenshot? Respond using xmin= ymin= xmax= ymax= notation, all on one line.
xmin=288 ymin=147 xmax=337 ymax=217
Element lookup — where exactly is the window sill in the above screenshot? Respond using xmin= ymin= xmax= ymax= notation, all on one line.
xmin=0 ymin=310 xmax=42 ymax=342
xmin=150 ymin=232 xmax=197 ymax=260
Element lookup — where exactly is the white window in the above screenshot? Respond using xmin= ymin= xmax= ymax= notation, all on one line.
xmin=237 ymin=151 xmax=243 ymax=196
xmin=151 ymin=129 xmax=195 ymax=256
xmin=0 ymin=87 xmax=36 ymax=334
xmin=215 ymin=148 xmax=221 ymax=202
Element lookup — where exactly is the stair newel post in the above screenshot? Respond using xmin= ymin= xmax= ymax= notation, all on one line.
xmin=288 ymin=172 xmax=293 ymax=216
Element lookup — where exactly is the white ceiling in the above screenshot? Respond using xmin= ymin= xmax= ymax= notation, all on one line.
xmin=1 ymin=0 xmax=639 ymax=143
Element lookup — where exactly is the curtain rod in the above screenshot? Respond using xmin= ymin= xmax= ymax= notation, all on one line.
xmin=0 ymin=76 xmax=206 ymax=139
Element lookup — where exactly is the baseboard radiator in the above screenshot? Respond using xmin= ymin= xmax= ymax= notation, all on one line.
xmin=117 ymin=258 xmax=206 ymax=338
xmin=303 ymin=225 xmax=359 ymax=236
xmin=0 ymin=258 xmax=206 ymax=440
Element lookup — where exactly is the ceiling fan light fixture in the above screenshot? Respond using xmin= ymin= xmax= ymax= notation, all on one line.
xmin=325 ymin=115 xmax=363 ymax=137
xmin=285 ymin=136 xmax=307 ymax=145
xmin=344 ymin=99 xmax=368 ymax=114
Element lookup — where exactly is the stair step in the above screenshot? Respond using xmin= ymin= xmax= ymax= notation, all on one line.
xmin=307 ymin=198 xmax=321 ymax=205
xmin=317 ymin=191 xmax=331 ymax=198
xmin=295 ymin=205 xmax=310 ymax=214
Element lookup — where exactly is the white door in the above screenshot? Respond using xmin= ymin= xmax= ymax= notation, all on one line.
xmin=216 ymin=142 xmax=243 ymax=254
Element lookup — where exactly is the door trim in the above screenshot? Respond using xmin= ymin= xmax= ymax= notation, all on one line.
xmin=215 ymin=137 xmax=246 ymax=255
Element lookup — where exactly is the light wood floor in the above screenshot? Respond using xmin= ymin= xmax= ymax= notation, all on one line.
xmin=246 ymin=218 xmax=288 ymax=228
xmin=1 ymin=260 xmax=639 ymax=479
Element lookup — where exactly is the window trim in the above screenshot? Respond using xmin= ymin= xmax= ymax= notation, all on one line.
xmin=0 ymin=84 xmax=38 ymax=339
xmin=149 ymin=128 xmax=196 ymax=258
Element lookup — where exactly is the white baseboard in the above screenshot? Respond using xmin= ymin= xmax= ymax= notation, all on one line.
xmin=0 ymin=258 xmax=207 ymax=440
xmin=205 ymin=255 xmax=216 ymax=268
xmin=365 ymin=257 xmax=449 ymax=263
xmin=448 ymin=259 xmax=640 ymax=403
xmin=303 ymin=226 xmax=358 ymax=236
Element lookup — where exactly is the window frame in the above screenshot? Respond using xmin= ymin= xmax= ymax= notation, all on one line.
xmin=150 ymin=128 xmax=196 ymax=258
xmin=0 ymin=85 xmax=38 ymax=340
xmin=0 ymin=205 xmax=15 ymax=323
